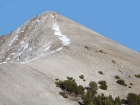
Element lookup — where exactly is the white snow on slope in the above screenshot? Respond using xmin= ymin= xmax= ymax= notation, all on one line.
xmin=37 ymin=20 xmax=41 ymax=23
xmin=43 ymin=46 xmax=51 ymax=52
xmin=24 ymin=43 xmax=29 ymax=50
xmin=52 ymin=23 xmax=70 ymax=46
xmin=8 ymin=35 xmax=18 ymax=46
xmin=50 ymin=14 xmax=54 ymax=18
xmin=20 ymin=40 xmax=24 ymax=44
xmin=16 ymin=28 xmax=20 ymax=33
xmin=0 ymin=17 xmax=71 ymax=64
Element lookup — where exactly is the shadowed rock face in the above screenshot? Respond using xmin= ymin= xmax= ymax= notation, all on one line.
xmin=0 ymin=11 xmax=140 ymax=105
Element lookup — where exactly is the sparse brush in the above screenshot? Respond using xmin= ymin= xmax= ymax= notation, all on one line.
xmin=112 ymin=60 xmax=116 ymax=63
xmin=84 ymin=46 xmax=89 ymax=50
xmin=99 ymin=50 xmax=104 ymax=53
xmin=116 ymin=79 xmax=125 ymax=86
xmin=67 ymin=76 xmax=73 ymax=80
xmin=98 ymin=80 xmax=107 ymax=90
xmin=98 ymin=71 xmax=103 ymax=75
xmin=130 ymin=83 xmax=133 ymax=85
xmin=79 ymin=75 xmax=84 ymax=79
xmin=115 ymin=75 xmax=120 ymax=79
xmin=55 ymin=78 xmax=59 ymax=81
xmin=134 ymin=74 xmax=140 ymax=78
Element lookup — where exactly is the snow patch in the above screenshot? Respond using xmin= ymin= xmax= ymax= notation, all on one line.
xmin=24 ymin=56 xmax=30 ymax=61
xmin=28 ymin=47 xmax=32 ymax=52
xmin=43 ymin=46 xmax=51 ymax=52
xmin=50 ymin=14 xmax=54 ymax=18
xmin=52 ymin=23 xmax=70 ymax=46
xmin=20 ymin=41 xmax=24 ymax=44
xmin=16 ymin=52 xmax=22 ymax=57
xmin=24 ymin=43 xmax=29 ymax=50
xmin=56 ymin=47 xmax=63 ymax=51
xmin=16 ymin=28 xmax=20 ymax=33
xmin=6 ymin=57 xmax=10 ymax=60
xmin=9 ymin=35 xmax=18 ymax=46
xmin=0 ymin=62 xmax=7 ymax=65
xmin=12 ymin=53 xmax=16 ymax=55
xmin=37 ymin=20 xmax=41 ymax=23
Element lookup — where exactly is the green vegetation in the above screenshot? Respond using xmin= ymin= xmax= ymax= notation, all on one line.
xmin=55 ymin=76 xmax=140 ymax=105
xmin=82 ymin=81 xmax=98 ymax=105
xmin=55 ymin=78 xmax=85 ymax=95
xmin=98 ymin=71 xmax=103 ymax=75
xmin=116 ymin=79 xmax=125 ymax=86
xmin=99 ymin=50 xmax=104 ymax=53
xmin=130 ymin=83 xmax=133 ymax=85
xmin=124 ymin=84 xmax=127 ymax=87
xmin=134 ymin=74 xmax=140 ymax=78
xmin=79 ymin=75 xmax=84 ymax=79
xmin=55 ymin=78 xmax=59 ymax=81
xmin=127 ymin=93 xmax=140 ymax=105
xmin=67 ymin=76 xmax=73 ymax=80
xmin=93 ymin=94 xmax=122 ymax=105
xmin=84 ymin=46 xmax=89 ymax=50
xmin=112 ymin=60 xmax=116 ymax=63
xmin=59 ymin=92 xmax=68 ymax=98
xmin=98 ymin=50 xmax=106 ymax=54
xmin=98 ymin=81 xmax=108 ymax=90
xmin=115 ymin=75 xmax=120 ymax=79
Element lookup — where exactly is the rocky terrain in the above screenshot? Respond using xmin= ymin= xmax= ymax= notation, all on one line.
xmin=0 ymin=11 xmax=140 ymax=105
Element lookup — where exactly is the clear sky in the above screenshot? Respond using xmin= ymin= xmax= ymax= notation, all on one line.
xmin=0 ymin=0 xmax=140 ymax=52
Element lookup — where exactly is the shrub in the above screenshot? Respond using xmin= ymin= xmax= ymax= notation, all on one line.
xmin=98 ymin=71 xmax=103 ymax=75
xmin=59 ymin=92 xmax=68 ymax=98
xmin=55 ymin=78 xmax=59 ymax=81
xmin=94 ymin=94 xmax=119 ymax=105
xmin=84 ymin=46 xmax=89 ymax=50
xmin=67 ymin=76 xmax=73 ymax=80
xmin=134 ymin=74 xmax=140 ymax=78
xmin=79 ymin=75 xmax=84 ymax=79
xmin=56 ymin=76 xmax=140 ymax=105
xmin=56 ymin=78 xmax=85 ymax=95
xmin=98 ymin=81 xmax=106 ymax=85
xmin=59 ymin=92 xmax=65 ymax=96
xmin=100 ymin=85 xmax=107 ymax=90
xmin=83 ymin=79 xmax=86 ymax=81
xmin=63 ymin=94 xmax=68 ymax=98
xmin=116 ymin=79 xmax=125 ymax=86
xmin=77 ymin=85 xmax=85 ymax=95
xmin=124 ymin=84 xmax=127 ymax=87
xmin=115 ymin=75 xmax=120 ymax=79
xmin=82 ymin=90 xmax=94 ymax=105
xmin=112 ymin=60 xmax=116 ymax=63
xmin=99 ymin=50 xmax=104 ymax=53
xmin=127 ymin=93 xmax=140 ymax=105
xmin=98 ymin=81 xmax=107 ymax=90
xmin=99 ymin=50 xmax=106 ymax=54
xmin=130 ymin=83 xmax=133 ymax=85
xmin=89 ymin=81 xmax=98 ymax=91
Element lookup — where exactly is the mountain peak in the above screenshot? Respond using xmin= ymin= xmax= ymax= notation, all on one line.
xmin=0 ymin=11 xmax=70 ymax=63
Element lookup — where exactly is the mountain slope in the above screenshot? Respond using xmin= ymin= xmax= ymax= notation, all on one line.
xmin=0 ymin=11 xmax=140 ymax=105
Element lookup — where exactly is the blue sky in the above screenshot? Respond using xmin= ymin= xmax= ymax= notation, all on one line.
xmin=0 ymin=0 xmax=140 ymax=52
